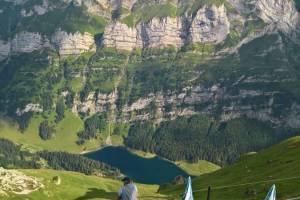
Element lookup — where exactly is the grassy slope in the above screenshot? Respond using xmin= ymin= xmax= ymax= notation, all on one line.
xmin=0 ymin=111 xmax=102 ymax=153
xmin=2 ymin=169 xmax=168 ymax=200
xmin=161 ymin=136 xmax=300 ymax=200
xmin=130 ymin=149 xmax=220 ymax=176
xmin=175 ymin=161 xmax=221 ymax=176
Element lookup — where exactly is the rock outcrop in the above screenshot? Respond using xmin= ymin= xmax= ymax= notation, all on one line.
xmin=16 ymin=103 xmax=43 ymax=116
xmin=0 ymin=32 xmax=49 ymax=61
xmin=256 ymin=0 xmax=300 ymax=44
xmin=103 ymin=22 xmax=143 ymax=50
xmin=103 ymin=4 xmax=230 ymax=51
xmin=51 ymin=30 xmax=96 ymax=56
xmin=3 ymin=0 xmax=299 ymax=57
xmin=142 ymin=17 xmax=184 ymax=48
xmin=72 ymin=75 xmax=300 ymax=128
xmin=0 ymin=30 xmax=96 ymax=60
xmin=0 ymin=40 xmax=10 ymax=61
xmin=0 ymin=168 xmax=44 ymax=195
xmin=189 ymin=5 xmax=230 ymax=44
xmin=11 ymin=32 xmax=47 ymax=54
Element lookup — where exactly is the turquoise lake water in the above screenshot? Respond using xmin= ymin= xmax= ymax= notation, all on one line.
xmin=85 ymin=146 xmax=188 ymax=184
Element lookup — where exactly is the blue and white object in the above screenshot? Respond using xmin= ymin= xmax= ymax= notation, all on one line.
xmin=182 ymin=176 xmax=194 ymax=200
xmin=265 ymin=185 xmax=276 ymax=200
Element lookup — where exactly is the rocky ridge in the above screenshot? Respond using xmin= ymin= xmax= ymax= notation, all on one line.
xmin=0 ymin=30 xmax=96 ymax=60
xmin=1 ymin=0 xmax=299 ymax=59
xmin=103 ymin=0 xmax=300 ymax=50
xmin=72 ymin=82 xmax=300 ymax=128
xmin=103 ymin=4 xmax=231 ymax=50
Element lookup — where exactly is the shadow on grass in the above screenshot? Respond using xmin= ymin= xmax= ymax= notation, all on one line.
xmin=74 ymin=188 xmax=117 ymax=200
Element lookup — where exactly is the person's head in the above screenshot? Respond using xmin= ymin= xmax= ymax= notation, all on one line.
xmin=122 ymin=177 xmax=131 ymax=185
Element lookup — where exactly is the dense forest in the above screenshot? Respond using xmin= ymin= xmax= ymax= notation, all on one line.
xmin=0 ymin=138 xmax=120 ymax=177
xmin=0 ymin=139 xmax=41 ymax=169
xmin=38 ymin=151 xmax=120 ymax=177
xmin=125 ymin=115 xmax=297 ymax=165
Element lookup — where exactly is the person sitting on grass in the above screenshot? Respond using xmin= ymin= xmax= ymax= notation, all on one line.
xmin=117 ymin=177 xmax=138 ymax=200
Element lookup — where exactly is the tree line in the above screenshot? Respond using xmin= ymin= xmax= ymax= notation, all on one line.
xmin=38 ymin=151 xmax=120 ymax=177
xmin=0 ymin=138 xmax=120 ymax=177
xmin=125 ymin=115 xmax=293 ymax=165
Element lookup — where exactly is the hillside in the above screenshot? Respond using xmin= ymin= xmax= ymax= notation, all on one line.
xmin=1 ymin=136 xmax=300 ymax=200
xmin=0 ymin=0 xmax=300 ymax=166
xmin=161 ymin=136 xmax=300 ymax=200
xmin=0 ymin=169 xmax=168 ymax=200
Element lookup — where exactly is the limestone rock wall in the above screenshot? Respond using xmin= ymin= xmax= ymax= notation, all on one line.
xmin=72 ymin=83 xmax=300 ymax=128
xmin=103 ymin=22 xmax=143 ymax=50
xmin=256 ymin=0 xmax=300 ymax=44
xmin=142 ymin=17 xmax=184 ymax=48
xmin=256 ymin=0 xmax=298 ymax=26
xmin=51 ymin=30 xmax=96 ymax=56
xmin=0 ymin=31 xmax=96 ymax=60
xmin=0 ymin=32 xmax=48 ymax=61
xmin=11 ymin=32 xmax=47 ymax=54
xmin=189 ymin=5 xmax=230 ymax=44
xmin=3 ymin=0 xmax=300 ymax=58
xmin=0 ymin=40 xmax=10 ymax=61
xmin=103 ymin=4 xmax=230 ymax=51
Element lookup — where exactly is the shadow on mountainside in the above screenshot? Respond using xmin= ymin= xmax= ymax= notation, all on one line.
xmin=74 ymin=188 xmax=117 ymax=200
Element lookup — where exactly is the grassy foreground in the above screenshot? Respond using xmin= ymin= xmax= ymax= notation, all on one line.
xmin=3 ymin=169 xmax=169 ymax=200
xmin=162 ymin=136 xmax=300 ymax=200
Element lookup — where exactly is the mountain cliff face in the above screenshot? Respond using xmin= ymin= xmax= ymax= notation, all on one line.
xmin=1 ymin=0 xmax=300 ymax=163
xmin=103 ymin=4 xmax=230 ymax=50
xmin=103 ymin=22 xmax=143 ymax=50
xmin=1 ymin=0 xmax=299 ymax=56
xmin=51 ymin=30 xmax=96 ymax=56
xmin=0 ymin=31 xmax=95 ymax=59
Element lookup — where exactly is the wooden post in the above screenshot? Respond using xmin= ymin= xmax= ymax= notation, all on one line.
xmin=207 ymin=186 xmax=211 ymax=200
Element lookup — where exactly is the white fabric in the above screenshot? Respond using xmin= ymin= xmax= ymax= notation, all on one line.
xmin=118 ymin=183 xmax=138 ymax=200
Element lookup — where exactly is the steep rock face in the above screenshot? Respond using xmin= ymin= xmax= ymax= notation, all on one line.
xmin=51 ymin=30 xmax=96 ymax=56
xmin=72 ymin=83 xmax=300 ymax=128
xmin=72 ymin=84 xmax=223 ymax=123
xmin=103 ymin=22 xmax=143 ymax=50
xmin=190 ymin=4 xmax=230 ymax=44
xmin=72 ymin=91 xmax=118 ymax=116
xmin=0 ymin=31 xmax=96 ymax=59
xmin=0 ymin=32 xmax=48 ymax=61
xmin=256 ymin=0 xmax=300 ymax=43
xmin=142 ymin=17 xmax=184 ymax=48
xmin=11 ymin=32 xmax=47 ymax=54
xmin=103 ymin=4 xmax=230 ymax=50
xmin=0 ymin=41 xmax=10 ymax=61
xmin=256 ymin=0 xmax=298 ymax=26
